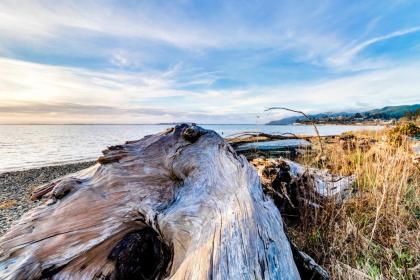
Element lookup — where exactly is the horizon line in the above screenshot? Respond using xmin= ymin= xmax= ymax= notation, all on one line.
xmin=0 ymin=123 xmax=268 ymax=126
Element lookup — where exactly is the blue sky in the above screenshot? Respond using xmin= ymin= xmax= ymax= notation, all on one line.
xmin=0 ymin=0 xmax=420 ymax=123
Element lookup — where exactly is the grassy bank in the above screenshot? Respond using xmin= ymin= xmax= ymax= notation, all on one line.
xmin=290 ymin=123 xmax=420 ymax=279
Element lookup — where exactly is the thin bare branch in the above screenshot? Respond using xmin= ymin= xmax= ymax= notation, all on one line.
xmin=265 ymin=107 xmax=324 ymax=156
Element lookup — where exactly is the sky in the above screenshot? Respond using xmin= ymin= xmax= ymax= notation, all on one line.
xmin=0 ymin=0 xmax=420 ymax=124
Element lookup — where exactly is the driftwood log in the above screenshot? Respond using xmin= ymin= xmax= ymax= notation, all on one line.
xmin=1 ymin=124 xmax=306 ymax=279
xmin=251 ymin=158 xmax=355 ymax=209
xmin=250 ymin=159 xmax=354 ymax=280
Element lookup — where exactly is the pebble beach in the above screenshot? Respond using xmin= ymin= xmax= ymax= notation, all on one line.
xmin=0 ymin=161 xmax=95 ymax=235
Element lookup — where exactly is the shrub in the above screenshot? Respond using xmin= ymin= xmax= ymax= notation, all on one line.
xmin=387 ymin=122 xmax=420 ymax=145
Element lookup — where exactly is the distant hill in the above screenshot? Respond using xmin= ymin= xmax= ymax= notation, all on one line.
xmin=363 ymin=104 xmax=420 ymax=120
xmin=267 ymin=115 xmax=302 ymax=125
xmin=267 ymin=104 xmax=420 ymax=125
xmin=267 ymin=112 xmax=355 ymax=125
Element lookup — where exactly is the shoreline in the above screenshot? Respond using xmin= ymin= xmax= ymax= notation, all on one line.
xmin=0 ymin=158 xmax=97 ymax=175
xmin=0 ymin=161 xmax=95 ymax=235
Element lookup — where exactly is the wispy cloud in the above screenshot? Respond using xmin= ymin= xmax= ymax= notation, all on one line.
xmin=0 ymin=57 xmax=232 ymax=123
xmin=0 ymin=1 xmax=420 ymax=123
xmin=349 ymin=26 xmax=420 ymax=56
xmin=1 ymin=57 xmax=419 ymax=124
xmin=329 ymin=26 xmax=420 ymax=68
xmin=0 ymin=1 xmax=343 ymax=59
xmin=2 ymin=0 xmax=416 ymax=73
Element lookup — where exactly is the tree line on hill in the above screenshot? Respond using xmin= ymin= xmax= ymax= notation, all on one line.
xmin=267 ymin=104 xmax=420 ymax=125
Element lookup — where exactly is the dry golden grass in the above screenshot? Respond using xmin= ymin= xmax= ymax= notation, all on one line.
xmin=290 ymin=126 xmax=420 ymax=279
xmin=0 ymin=199 xmax=17 ymax=209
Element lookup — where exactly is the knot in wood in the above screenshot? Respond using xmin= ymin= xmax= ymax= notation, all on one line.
xmin=181 ymin=125 xmax=207 ymax=143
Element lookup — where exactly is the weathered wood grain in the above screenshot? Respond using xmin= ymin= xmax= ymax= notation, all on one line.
xmin=0 ymin=124 xmax=300 ymax=280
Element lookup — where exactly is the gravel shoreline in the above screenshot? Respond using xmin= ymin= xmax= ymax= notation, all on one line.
xmin=0 ymin=161 xmax=95 ymax=235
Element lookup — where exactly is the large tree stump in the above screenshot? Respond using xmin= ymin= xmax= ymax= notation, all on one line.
xmin=0 ymin=124 xmax=301 ymax=280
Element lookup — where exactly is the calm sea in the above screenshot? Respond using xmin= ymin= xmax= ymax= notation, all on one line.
xmin=0 ymin=124 xmax=381 ymax=172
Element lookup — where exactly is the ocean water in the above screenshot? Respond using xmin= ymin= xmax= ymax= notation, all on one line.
xmin=0 ymin=124 xmax=381 ymax=172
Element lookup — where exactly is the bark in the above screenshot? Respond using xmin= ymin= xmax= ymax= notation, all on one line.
xmin=0 ymin=124 xmax=301 ymax=280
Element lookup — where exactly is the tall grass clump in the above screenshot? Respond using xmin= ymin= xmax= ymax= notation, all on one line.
xmin=289 ymin=125 xmax=420 ymax=279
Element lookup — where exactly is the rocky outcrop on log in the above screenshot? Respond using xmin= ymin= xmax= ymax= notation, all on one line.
xmin=1 ymin=124 xmax=304 ymax=280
